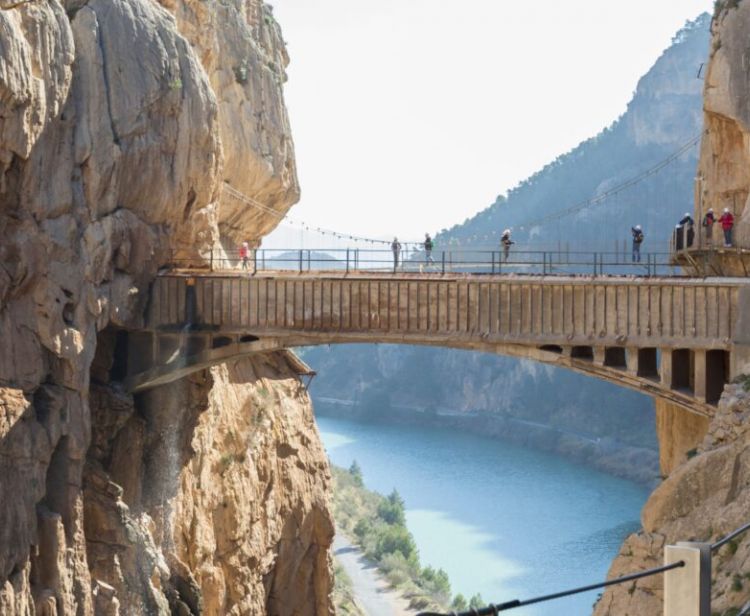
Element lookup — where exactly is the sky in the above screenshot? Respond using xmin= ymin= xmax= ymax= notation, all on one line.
xmin=266 ymin=0 xmax=713 ymax=245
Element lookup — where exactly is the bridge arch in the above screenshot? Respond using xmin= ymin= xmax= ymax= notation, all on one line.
xmin=125 ymin=272 xmax=750 ymax=421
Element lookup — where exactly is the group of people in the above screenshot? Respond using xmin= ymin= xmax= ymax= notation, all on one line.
xmin=673 ymin=207 xmax=735 ymax=250
xmin=390 ymin=230 xmax=516 ymax=272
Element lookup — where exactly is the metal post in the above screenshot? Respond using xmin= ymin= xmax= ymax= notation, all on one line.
xmin=441 ymin=251 xmax=445 ymax=275
xmin=491 ymin=251 xmax=496 ymax=275
xmin=346 ymin=248 xmax=350 ymax=273
xmin=542 ymin=252 xmax=547 ymax=275
xmin=299 ymin=249 xmax=303 ymax=273
xmin=664 ymin=542 xmax=711 ymax=616
xmin=355 ymin=248 xmax=360 ymax=270
xmin=307 ymin=249 xmax=311 ymax=271
xmin=593 ymin=253 xmax=598 ymax=276
xmin=210 ymin=249 xmax=214 ymax=272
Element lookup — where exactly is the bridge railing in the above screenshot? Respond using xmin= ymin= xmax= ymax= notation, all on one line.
xmin=168 ymin=248 xmax=682 ymax=277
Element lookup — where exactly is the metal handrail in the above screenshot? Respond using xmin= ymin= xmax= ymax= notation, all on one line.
xmin=166 ymin=247 xmax=683 ymax=278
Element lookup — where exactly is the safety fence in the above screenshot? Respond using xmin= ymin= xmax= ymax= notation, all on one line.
xmin=169 ymin=247 xmax=682 ymax=278
xmin=415 ymin=521 xmax=750 ymax=616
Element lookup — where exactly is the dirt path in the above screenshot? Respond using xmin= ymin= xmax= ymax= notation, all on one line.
xmin=333 ymin=534 xmax=418 ymax=616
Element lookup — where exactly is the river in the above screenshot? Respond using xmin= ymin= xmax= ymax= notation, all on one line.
xmin=317 ymin=414 xmax=650 ymax=616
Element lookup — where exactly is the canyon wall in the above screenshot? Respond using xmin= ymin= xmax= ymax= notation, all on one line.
xmin=595 ymin=4 xmax=750 ymax=614
xmin=0 ymin=1 xmax=332 ymax=614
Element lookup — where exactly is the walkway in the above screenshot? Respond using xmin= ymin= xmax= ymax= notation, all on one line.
xmin=333 ymin=535 xmax=416 ymax=616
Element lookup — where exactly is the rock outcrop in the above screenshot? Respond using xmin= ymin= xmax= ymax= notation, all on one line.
xmin=697 ymin=1 xmax=750 ymax=250
xmin=0 ymin=0 xmax=332 ymax=614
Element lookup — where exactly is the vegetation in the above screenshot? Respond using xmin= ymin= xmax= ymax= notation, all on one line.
xmin=332 ymin=463 xmax=469 ymax=612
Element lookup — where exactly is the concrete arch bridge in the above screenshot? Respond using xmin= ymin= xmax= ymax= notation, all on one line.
xmin=125 ymin=272 xmax=750 ymax=425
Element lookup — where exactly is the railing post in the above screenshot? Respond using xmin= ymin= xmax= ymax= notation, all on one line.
xmin=542 ymin=251 xmax=547 ymax=275
xmin=307 ymin=249 xmax=311 ymax=271
xmin=664 ymin=542 xmax=711 ymax=616
xmin=252 ymin=248 xmax=257 ymax=275
xmin=593 ymin=252 xmax=597 ymax=276
xmin=210 ymin=249 xmax=214 ymax=272
xmin=346 ymin=248 xmax=350 ymax=273
xmin=491 ymin=251 xmax=496 ymax=275
xmin=441 ymin=251 xmax=445 ymax=275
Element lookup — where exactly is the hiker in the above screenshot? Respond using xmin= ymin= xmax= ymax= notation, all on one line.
xmin=239 ymin=241 xmax=249 ymax=270
xmin=391 ymin=237 xmax=401 ymax=272
xmin=719 ymin=208 xmax=734 ymax=247
xmin=424 ymin=233 xmax=434 ymax=263
xmin=500 ymin=229 xmax=514 ymax=262
xmin=631 ymin=225 xmax=644 ymax=263
xmin=702 ymin=208 xmax=716 ymax=246
xmin=678 ymin=212 xmax=695 ymax=249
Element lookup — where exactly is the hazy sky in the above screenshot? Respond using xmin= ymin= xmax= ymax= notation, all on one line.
xmin=268 ymin=0 xmax=712 ymax=243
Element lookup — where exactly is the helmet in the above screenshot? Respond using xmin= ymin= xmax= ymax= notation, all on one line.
xmin=684 ymin=212 xmax=691 ymax=217
xmin=503 ymin=228 xmax=511 ymax=235
xmin=724 ymin=208 xmax=730 ymax=213
xmin=635 ymin=225 xmax=642 ymax=231
xmin=707 ymin=208 xmax=714 ymax=213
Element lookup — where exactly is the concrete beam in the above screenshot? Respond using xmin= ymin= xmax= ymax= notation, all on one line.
xmin=664 ymin=543 xmax=711 ymax=616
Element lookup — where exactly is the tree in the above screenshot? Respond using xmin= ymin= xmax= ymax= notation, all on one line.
xmin=377 ymin=489 xmax=405 ymax=525
xmin=348 ymin=460 xmax=363 ymax=487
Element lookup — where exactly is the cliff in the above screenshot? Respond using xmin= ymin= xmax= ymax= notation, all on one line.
xmin=0 ymin=1 xmax=332 ymax=614
xmin=594 ymin=4 xmax=750 ymax=614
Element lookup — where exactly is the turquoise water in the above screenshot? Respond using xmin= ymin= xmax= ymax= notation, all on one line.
xmin=317 ymin=415 xmax=649 ymax=616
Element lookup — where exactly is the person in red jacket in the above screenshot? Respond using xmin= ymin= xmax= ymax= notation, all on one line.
xmin=719 ymin=208 xmax=735 ymax=247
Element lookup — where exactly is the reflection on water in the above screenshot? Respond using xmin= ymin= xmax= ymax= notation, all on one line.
xmin=318 ymin=414 xmax=649 ymax=616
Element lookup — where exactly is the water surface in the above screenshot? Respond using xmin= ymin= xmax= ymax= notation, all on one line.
xmin=318 ymin=414 xmax=648 ymax=616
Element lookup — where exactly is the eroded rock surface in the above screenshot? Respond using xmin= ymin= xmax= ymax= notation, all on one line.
xmin=0 ymin=0 xmax=331 ymax=613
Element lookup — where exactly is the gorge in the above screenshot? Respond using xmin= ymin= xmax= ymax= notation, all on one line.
xmin=2 ymin=2 xmax=750 ymax=616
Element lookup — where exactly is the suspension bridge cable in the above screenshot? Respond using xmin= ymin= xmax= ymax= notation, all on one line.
xmin=222 ymin=183 xmax=422 ymax=247
xmin=512 ymin=131 xmax=704 ymax=233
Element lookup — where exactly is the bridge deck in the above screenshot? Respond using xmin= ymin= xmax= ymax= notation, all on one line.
xmin=147 ymin=272 xmax=745 ymax=351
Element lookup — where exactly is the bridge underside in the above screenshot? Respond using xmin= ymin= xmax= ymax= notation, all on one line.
xmin=124 ymin=329 xmax=730 ymax=418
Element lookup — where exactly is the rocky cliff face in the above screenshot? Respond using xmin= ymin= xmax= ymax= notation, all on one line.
xmin=594 ymin=5 xmax=750 ymax=614
xmin=697 ymin=1 xmax=750 ymax=249
xmin=0 ymin=1 xmax=332 ymax=614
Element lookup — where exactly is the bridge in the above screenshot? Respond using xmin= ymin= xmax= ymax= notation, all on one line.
xmin=125 ymin=262 xmax=750 ymax=419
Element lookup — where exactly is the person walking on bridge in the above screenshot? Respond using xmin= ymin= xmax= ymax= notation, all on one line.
xmin=239 ymin=241 xmax=249 ymax=270
xmin=702 ymin=208 xmax=716 ymax=247
xmin=719 ymin=208 xmax=735 ymax=247
xmin=424 ymin=233 xmax=434 ymax=264
xmin=391 ymin=237 xmax=402 ymax=272
xmin=678 ymin=212 xmax=695 ymax=249
xmin=501 ymin=229 xmax=514 ymax=262
xmin=631 ymin=225 xmax=644 ymax=262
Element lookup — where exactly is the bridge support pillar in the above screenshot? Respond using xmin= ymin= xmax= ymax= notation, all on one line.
xmin=626 ymin=347 xmax=639 ymax=375
xmin=693 ymin=350 xmax=707 ymax=404
xmin=660 ymin=350 xmax=673 ymax=389
xmin=593 ymin=346 xmax=606 ymax=367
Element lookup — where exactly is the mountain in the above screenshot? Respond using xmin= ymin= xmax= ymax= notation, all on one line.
xmin=436 ymin=14 xmax=709 ymax=252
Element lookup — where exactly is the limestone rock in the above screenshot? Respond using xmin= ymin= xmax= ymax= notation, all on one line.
xmin=0 ymin=0 xmax=327 ymax=613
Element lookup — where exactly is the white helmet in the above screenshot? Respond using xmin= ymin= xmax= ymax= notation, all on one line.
xmin=503 ymin=228 xmax=511 ymax=235
xmin=635 ymin=225 xmax=642 ymax=231
xmin=724 ymin=208 xmax=730 ymax=213
xmin=707 ymin=208 xmax=714 ymax=213
xmin=684 ymin=212 xmax=691 ymax=217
